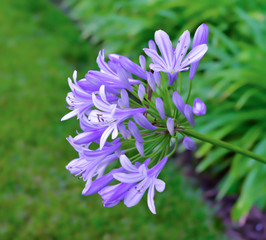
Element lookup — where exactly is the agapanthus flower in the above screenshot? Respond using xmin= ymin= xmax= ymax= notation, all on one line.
xmin=62 ymin=24 xmax=209 ymax=214
xmin=143 ymin=29 xmax=208 ymax=85
xmin=100 ymin=155 xmax=167 ymax=214
xmin=85 ymin=50 xmax=141 ymax=92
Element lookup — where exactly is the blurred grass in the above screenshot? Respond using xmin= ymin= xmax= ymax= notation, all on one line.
xmin=0 ymin=0 xmax=228 ymax=239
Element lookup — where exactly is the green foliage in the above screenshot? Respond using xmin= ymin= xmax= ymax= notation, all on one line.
xmin=62 ymin=0 xmax=266 ymax=220
xmin=0 ymin=0 xmax=227 ymax=239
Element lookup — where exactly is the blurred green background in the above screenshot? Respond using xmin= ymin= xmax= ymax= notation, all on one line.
xmin=0 ymin=0 xmax=265 ymax=239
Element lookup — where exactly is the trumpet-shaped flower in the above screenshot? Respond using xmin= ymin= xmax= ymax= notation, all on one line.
xmin=144 ymin=30 xmax=208 ymax=85
xmin=66 ymin=137 xmax=121 ymax=194
xmin=89 ymin=85 xmax=146 ymax=149
xmin=85 ymin=50 xmax=140 ymax=93
xmin=100 ymin=155 xmax=167 ymax=214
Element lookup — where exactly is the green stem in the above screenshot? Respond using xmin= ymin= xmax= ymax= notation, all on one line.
xmin=183 ymin=129 xmax=266 ymax=164
xmin=185 ymin=80 xmax=192 ymax=104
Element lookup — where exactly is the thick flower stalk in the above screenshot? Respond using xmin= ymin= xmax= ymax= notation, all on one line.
xmin=62 ymin=23 xmax=266 ymax=214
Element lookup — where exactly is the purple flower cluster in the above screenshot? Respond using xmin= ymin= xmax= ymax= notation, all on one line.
xmin=62 ymin=24 xmax=208 ymax=214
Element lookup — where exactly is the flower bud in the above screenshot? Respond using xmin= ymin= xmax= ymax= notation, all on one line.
xmin=193 ymin=98 xmax=206 ymax=116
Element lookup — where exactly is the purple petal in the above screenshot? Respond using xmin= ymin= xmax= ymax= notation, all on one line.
xmin=116 ymin=66 xmax=133 ymax=92
xmin=155 ymin=97 xmax=165 ymax=119
xmin=167 ymin=118 xmax=175 ymax=135
xmin=175 ymin=30 xmax=190 ymax=65
xmin=111 ymin=125 xmax=118 ymax=139
xmin=120 ymin=155 xmax=138 ymax=172
xmin=192 ymin=23 xmax=209 ymax=48
xmin=119 ymin=56 xmax=146 ymax=79
xmin=181 ymin=44 xmax=208 ymax=68
xmin=193 ymin=98 xmax=207 ymax=116
xmin=189 ymin=62 xmax=199 ymax=80
xmin=100 ymin=182 xmax=134 ymax=207
xmin=149 ymin=63 xmax=167 ymax=72
xmin=154 ymin=30 xmax=174 ymax=69
xmin=148 ymin=40 xmax=157 ymax=51
xmin=73 ymin=130 xmax=103 ymax=145
xmin=149 ymin=157 xmax=168 ymax=177
xmin=147 ymin=72 xmax=156 ymax=92
xmin=189 ymin=24 xmax=208 ymax=80
xmin=168 ymin=72 xmax=178 ymax=85
xmin=133 ymin=113 xmax=156 ymax=131
xmin=118 ymin=122 xmax=131 ymax=139
xmin=124 ymin=178 xmax=152 ymax=207
xmin=92 ymin=93 xmax=115 ymax=112
xmin=154 ymin=72 xmax=161 ymax=87
xmin=147 ymin=184 xmax=156 ymax=214
xmin=172 ymin=91 xmax=185 ymax=115
xmin=143 ymin=48 xmax=167 ymax=69
xmin=100 ymin=125 xmax=116 ymax=149
xmin=61 ymin=108 xmax=79 ymax=121
xmin=96 ymin=50 xmax=116 ymax=75
xmin=184 ymin=105 xmax=195 ymax=126
xmin=113 ymin=172 xmax=145 ymax=183
xmin=82 ymin=168 xmax=122 ymax=196
xmin=124 ymin=186 xmax=146 ymax=208
xmin=138 ymin=84 xmax=145 ymax=101
xmin=136 ymin=141 xmax=144 ymax=157
xmin=108 ymin=53 xmax=120 ymax=63
xmin=154 ymin=179 xmax=165 ymax=192
xmin=120 ymin=89 xmax=129 ymax=108
xmin=99 ymin=85 xmax=108 ymax=103
xmin=128 ymin=120 xmax=143 ymax=143
xmin=183 ymin=136 xmax=196 ymax=150
xmin=139 ymin=55 xmax=146 ymax=72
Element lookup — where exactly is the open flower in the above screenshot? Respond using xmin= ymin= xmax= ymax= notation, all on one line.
xmin=100 ymin=155 xmax=167 ymax=214
xmin=85 ymin=50 xmax=141 ymax=92
xmin=144 ymin=29 xmax=208 ymax=85
xmin=89 ymin=85 xmax=146 ymax=149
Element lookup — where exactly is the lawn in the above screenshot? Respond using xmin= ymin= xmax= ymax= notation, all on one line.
xmin=0 ymin=0 xmax=228 ymax=239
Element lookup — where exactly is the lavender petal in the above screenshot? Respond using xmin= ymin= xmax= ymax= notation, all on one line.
xmin=133 ymin=113 xmax=157 ymax=131
xmin=139 ymin=55 xmax=146 ymax=72
xmin=155 ymin=97 xmax=165 ymax=119
xmin=154 ymin=30 xmax=174 ymax=69
xmin=147 ymin=184 xmax=156 ymax=214
xmin=184 ymin=104 xmax=195 ymax=126
xmin=172 ymin=91 xmax=185 ymax=115
xmin=154 ymin=72 xmax=161 ymax=86
xmin=136 ymin=141 xmax=144 ymax=157
xmin=193 ymin=98 xmax=207 ymax=116
xmin=183 ymin=136 xmax=196 ymax=150
xmin=128 ymin=120 xmax=143 ymax=143
xmin=181 ymin=44 xmax=208 ymax=68
xmin=138 ymin=84 xmax=145 ymax=101
xmin=119 ymin=55 xmax=147 ymax=79
xmin=147 ymin=72 xmax=156 ymax=92
xmin=120 ymin=155 xmax=138 ymax=172
xmin=167 ymin=118 xmax=175 ymax=136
